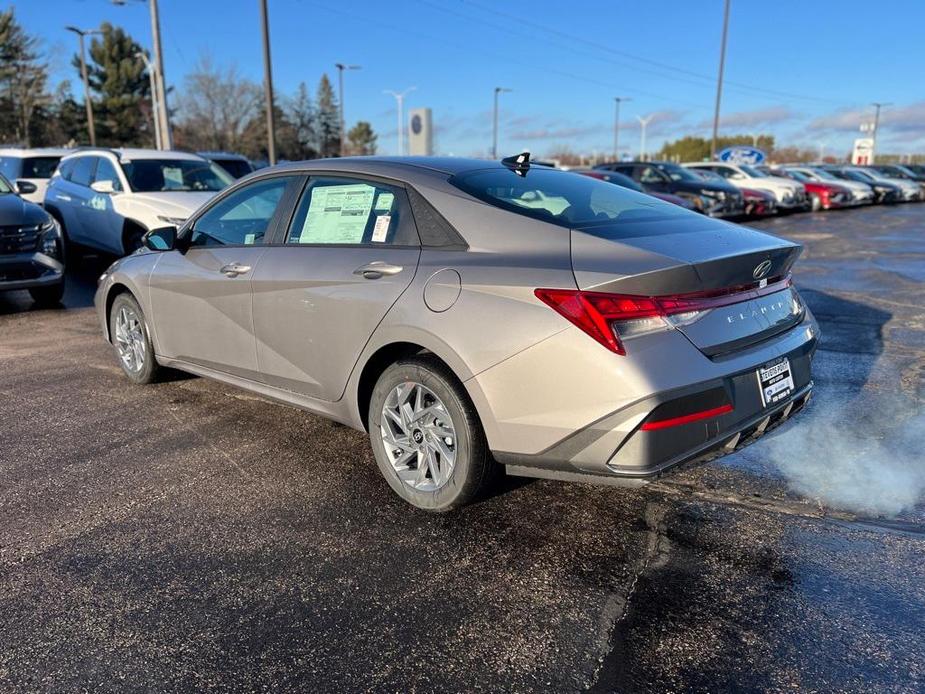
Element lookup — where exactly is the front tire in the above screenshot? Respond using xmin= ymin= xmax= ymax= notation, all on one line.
xmin=109 ymin=293 xmax=161 ymax=384
xmin=368 ymin=356 xmax=496 ymax=512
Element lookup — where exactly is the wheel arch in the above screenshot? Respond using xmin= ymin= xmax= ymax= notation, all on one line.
xmin=121 ymin=218 xmax=149 ymax=255
xmin=103 ymin=282 xmax=135 ymax=341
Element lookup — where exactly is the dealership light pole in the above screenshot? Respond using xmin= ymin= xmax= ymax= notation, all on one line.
xmin=613 ymin=97 xmax=631 ymax=162
xmin=335 ymin=63 xmax=361 ymax=156
xmin=637 ymin=114 xmax=653 ymax=161
xmin=384 ymin=87 xmax=415 ymax=156
xmin=135 ymin=51 xmax=162 ymax=149
xmin=710 ymin=0 xmax=731 ymax=159
xmin=870 ymin=101 xmax=892 ymax=164
xmin=492 ymin=87 xmax=512 ymax=159
xmin=112 ymin=0 xmax=172 ymax=149
xmin=259 ymin=0 xmax=277 ymax=164
xmin=65 ymin=26 xmax=101 ymax=146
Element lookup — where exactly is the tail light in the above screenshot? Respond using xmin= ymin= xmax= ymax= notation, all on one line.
xmin=535 ymin=276 xmax=792 ymax=355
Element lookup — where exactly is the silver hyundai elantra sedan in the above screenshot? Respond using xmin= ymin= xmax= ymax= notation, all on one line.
xmin=95 ymin=154 xmax=817 ymax=511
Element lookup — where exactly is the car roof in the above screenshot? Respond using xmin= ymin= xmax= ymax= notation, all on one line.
xmin=198 ymin=151 xmax=250 ymax=161
xmin=264 ymin=156 xmax=538 ymax=183
xmin=61 ymin=148 xmax=207 ymax=162
xmin=0 ymin=147 xmax=71 ymax=157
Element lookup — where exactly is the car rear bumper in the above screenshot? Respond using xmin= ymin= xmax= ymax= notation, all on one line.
xmin=0 ymin=252 xmax=64 ymax=291
xmin=488 ymin=317 xmax=818 ymax=484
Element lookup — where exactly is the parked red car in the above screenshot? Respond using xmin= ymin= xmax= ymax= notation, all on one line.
xmin=774 ymin=169 xmax=852 ymax=211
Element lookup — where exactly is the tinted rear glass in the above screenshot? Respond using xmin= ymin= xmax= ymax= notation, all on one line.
xmin=450 ymin=167 xmax=688 ymax=228
xmin=22 ymin=156 xmax=61 ymax=178
xmin=212 ymin=158 xmax=253 ymax=179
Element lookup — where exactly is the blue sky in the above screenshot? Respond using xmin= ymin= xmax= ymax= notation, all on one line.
xmin=15 ymin=0 xmax=925 ymax=158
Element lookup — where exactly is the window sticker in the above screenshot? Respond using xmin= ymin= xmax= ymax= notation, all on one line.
xmin=374 ymin=191 xmax=394 ymax=212
xmin=244 ymin=233 xmax=257 ymax=245
xmin=163 ymin=166 xmax=184 ymax=189
xmin=371 ymin=215 xmax=391 ymax=242
xmin=299 ymin=183 xmax=374 ymax=244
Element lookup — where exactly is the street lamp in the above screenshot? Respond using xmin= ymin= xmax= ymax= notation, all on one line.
xmin=710 ymin=0 xmax=731 ymax=159
xmin=335 ymin=63 xmax=361 ymax=156
xmin=112 ymin=0 xmax=172 ymax=149
xmin=492 ymin=87 xmax=512 ymax=159
xmin=259 ymin=0 xmax=276 ymax=164
xmin=636 ymin=114 xmax=653 ymax=161
xmin=870 ymin=102 xmax=892 ymax=165
xmin=613 ymin=97 xmax=631 ymax=162
xmin=384 ymin=87 xmax=416 ymax=156
xmin=135 ymin=51 xmax=161 ymax=149
xmin=65 ymin=26 xmax=102 ymax=146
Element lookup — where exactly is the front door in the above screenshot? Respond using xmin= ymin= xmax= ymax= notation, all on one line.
xmin=149 ymin=175 xmax=301 ymax=380
xmin=252 ymin=175 xmax=421 ymax=400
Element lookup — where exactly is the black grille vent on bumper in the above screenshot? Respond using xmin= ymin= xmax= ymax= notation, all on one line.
xmin=0 ymin=225 xmax=39 ymax=254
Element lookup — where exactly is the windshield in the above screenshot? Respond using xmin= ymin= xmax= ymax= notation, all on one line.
xmin=450 ymin=167 xmax=688 ymax=228
xmin=121 ymin=158 xmax=232 ymax=193
xmin=807 ymin=168 xmax=839 ymax=182
xmin=212 ymin=158 xmax=253 ymax=179
xmin=656 ymin=163 xmax=701 ymax=182
xmin=22 ymin=156 xmax=61 ymax=179
xmin=786 ymin=170 xmax=809 ymax=182
xmin=740 ymin=165 xmax=767 ymax=178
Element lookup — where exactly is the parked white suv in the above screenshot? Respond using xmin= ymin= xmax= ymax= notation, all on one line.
xmin=0 ymin=147 xmax=71 ymax=205
xmin=44 ymin=148 xmax=232 ymax=256
xmin=684 ymin=162 xmax=808 ymax=211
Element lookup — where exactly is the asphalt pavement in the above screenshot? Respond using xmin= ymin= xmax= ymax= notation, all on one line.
xmin=1 ymin=204 xmax=923 ymax=692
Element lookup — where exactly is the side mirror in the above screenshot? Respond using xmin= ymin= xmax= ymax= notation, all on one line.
xmin=15 ymin=180 xmax=37 ymax=195
xmin=90 ymin=180 xmax=117 ymax=194
xmin=142 ymin=226 xmax=177 ymax=251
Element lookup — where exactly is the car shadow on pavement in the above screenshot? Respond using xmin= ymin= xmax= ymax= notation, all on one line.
xmin=0 ymin=252 xmax=112 ymax=316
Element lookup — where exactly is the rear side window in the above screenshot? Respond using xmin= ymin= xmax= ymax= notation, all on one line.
xmin=450 ymin=167 xmax=687 ymax=228
xmin=21 ymin=157 xmax=61 ymax=179
xmin=70 ymin=157 xmax=97 ymax=187
xmin=286 ymin=177 xmax=418 ymax=246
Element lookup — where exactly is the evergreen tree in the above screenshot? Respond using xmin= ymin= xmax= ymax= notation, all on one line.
xmin=346 ymin=121 xmax=377 ymax=155
xmin=316 ymin=73 xmax=340 ymax=158
xmin=77 ymin=22 xmax=155 ymax=147
xmin=288 ymin=81 xmax=318 ymax=159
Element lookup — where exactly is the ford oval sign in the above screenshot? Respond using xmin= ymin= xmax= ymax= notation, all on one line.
xmin=718 ymin=146 xmax=766 ymax=165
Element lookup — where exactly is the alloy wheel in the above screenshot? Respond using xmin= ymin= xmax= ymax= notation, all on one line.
xmin=380 ymin=381 xmax=457 ymax=492
xmin=114 ymin=305 xmax=146 ymax=374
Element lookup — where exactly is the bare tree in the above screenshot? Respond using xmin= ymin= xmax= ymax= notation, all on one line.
xmin=175 ymin=54 xmax=261 ymax=153
xmin=0 ymin=8 xmax=50 ymax=146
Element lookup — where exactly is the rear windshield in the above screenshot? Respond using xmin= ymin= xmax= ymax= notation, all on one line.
xmin=450 ymin=167 xmax=688 ymax=228
xmin=212 ymin=158 xmax=253 ymax=179
xmin=22 ymin=156 xmax=61 ymax=179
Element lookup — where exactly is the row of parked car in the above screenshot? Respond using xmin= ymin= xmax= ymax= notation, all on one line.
xmin=577 ymin=160 xmax=925 ymax=218
xmin=0 ymin=143 xmax=921 ymax=307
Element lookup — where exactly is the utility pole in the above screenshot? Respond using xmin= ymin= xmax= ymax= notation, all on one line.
xmin=613 ymin=97 xmax=631 ymax=162
xmin=136 ymin=51 xmax=161 ymax=149
xmin=259 ymin=0 xmax=276 ymax=164
xmin=492 ymin=87 xmax=512 ymax=159
xmin=711 ymin=0 xmax=731 ymax=159
xmin=335 ymin=63 xmax=361 ymax=156
xmin=384 ymin=87 xmax=416 ymax=156
xmin=111 ymin=1 xmax=171 ymax=148
xmin=870 ymin=102 xmax=892 ymax=165
xmin=65 ymin=26 xmax=101 ymax=146
xmin=637 ymin=114 xmax=653 ymax=161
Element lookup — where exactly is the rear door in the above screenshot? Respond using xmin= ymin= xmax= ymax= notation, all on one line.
xmin=80 ymin=156 xmax=126 ymax=254
xmin=149 ymin=174 xmax=301 ymax=380
xmin=252 ymin=175 xmax=421 ymax=400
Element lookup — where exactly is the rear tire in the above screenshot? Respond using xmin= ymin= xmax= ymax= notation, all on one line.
xmin=109 ymin=293 xmax=161 ymax=384
xmin=29 ymin=280 xmax=65 ymax=306
xmin=368 ymin=355 xmax=497 ymax=512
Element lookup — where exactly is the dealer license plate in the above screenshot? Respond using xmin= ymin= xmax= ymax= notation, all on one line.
xmin=757 ymin=358 xmax=794 ymax=407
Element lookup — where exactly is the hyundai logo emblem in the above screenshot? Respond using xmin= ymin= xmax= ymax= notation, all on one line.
xmin=753 ymin=260 xmax=773 ymax=279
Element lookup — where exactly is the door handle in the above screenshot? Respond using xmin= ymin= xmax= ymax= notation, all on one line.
xmin=220 ymin=263 xmax=252 ymax=277
xmin=56 ymin=194 xmax=72 ymax=202
xmin=353 ymin=261 xmax=403 ymax=280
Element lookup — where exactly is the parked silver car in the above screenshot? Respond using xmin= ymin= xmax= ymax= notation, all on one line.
xmin=95 ymin=155 xmax=818 ymax=511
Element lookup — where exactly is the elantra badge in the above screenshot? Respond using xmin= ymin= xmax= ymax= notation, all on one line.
xmin=753 ymin=260 xmax=773 ymax=279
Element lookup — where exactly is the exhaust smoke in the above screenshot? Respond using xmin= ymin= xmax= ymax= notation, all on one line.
xmin=766 ymin=391 xmax=925 ymax=518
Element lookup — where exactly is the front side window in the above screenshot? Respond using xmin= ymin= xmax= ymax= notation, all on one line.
xmin=0 ymin=174 xmax=12 ymax=194
xmin=94 ymin=158 xmax=123 ymax=191
xmin=638 ymin=166 xmax=666 ymax=184
xmin=122 ymin=158 xmax=232 ymax=193
xmin=655 ymin=163 xmax=701 ymax=182
xmin=70 ymin=157 xmax=98 ymax=187
xmin=0 ymin=157 xmax=19 ymax=180
xmin=451 ymin=167 xmax=687 ymax=229
xmin=190 ymin=176 xmax=295 ymax=247
xmin=286 ymin=177 xmax=418 ymax=246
